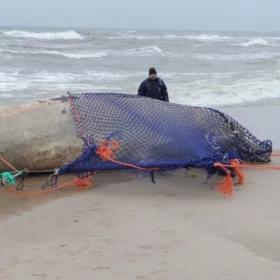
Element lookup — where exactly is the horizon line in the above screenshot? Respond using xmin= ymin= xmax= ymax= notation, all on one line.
xmin=0 ymin=24 xmax=280 ymax=33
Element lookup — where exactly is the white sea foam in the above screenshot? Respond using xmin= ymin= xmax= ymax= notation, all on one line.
xmin=0 ymin=49 xmax=107 ymax=59
xmin=1 ymin=30 xmax=84 ymax=40
xmin=0 ymin=70 xmax=142 ymax=94
xmin=40 ymin=50 xmax=107 ymax=59
xmin=1 ymin=68 xmax=280 ymax=108
xmin=171 ymin=76 xmax=280 ymax=106
xmin=108 ymin=34 xmax=161 ymax=40
xmin=0 ymin=71 xmax=30 ymax=92
xmin=109 ymin=33 xmax=234 ymax=42
xmin=2 ymin=70 xmax=280 ymax=107
xmin=0 ymin=46 xmax=167 ymax=59
xmin=195 ymin=52 xmax=280 ymax=61
xmin=108 ymin=32 xmax=280 ymax=49
xmin=181 ymin=34 xmax=233 ymax=41
xmin=128 ymin=46 xmax=165 ymax=56
xmin=237 ymin=38 xmax=270 ymax=47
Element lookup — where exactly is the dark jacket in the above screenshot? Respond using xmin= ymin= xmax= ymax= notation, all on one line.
xmin=138 ymin=78 xmax=169 ymax=102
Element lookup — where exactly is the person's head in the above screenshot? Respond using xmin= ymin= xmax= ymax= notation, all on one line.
xmin=148 ymin=67 xmax=157 ymax=80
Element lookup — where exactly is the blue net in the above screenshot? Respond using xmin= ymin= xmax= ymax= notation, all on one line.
xmin=59 ymin=92 xmax=272 ymax=175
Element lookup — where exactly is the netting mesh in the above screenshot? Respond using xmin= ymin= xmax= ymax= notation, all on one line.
xmin=59 ymin=92 xmax=272 ymax=174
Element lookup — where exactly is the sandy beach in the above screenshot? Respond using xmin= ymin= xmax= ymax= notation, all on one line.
xmin=0 ymin=102 xmax=280 ymax=279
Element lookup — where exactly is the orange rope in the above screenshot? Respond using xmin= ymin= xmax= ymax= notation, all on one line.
xmin=229 ymin=159 xmax=245 ymax=185
xmin=213 ymin=162 xmax=234 ymax=197
xmin=213 ymin=159 xmax=280 ymax=197
xmin=96 ymin=140 xmax=159 ymax=171
xmin=0 ymin=153 xmax=94 ymax=196
xmin=104 ymin=157 xmax=159 ymax=171
xmin=0 ymin=156 xmax=18 ymax=172
xmin=224 ymin=163 xmax=280 ymax=171
xmin=3 ymin=180 xmax=74 ymax=196
xmin=3 ymin=176 xmax=93 ymax=196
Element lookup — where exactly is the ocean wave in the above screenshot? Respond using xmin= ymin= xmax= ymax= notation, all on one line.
xmin=124 ymin=46 xmax=183 ymax=57
xmin=109 ymin=33 xmax=233 ymax=42
xmin=195 ymin=52 xmax=280 ymax=61
xmin=108 ymin=34 xmax=160 ymax=40
xmin=0 ymin=70 xmax=142 ymax=91
xmin=2 ymin=69 xmax=280 ymax=107
xmin=171 ymin=77 xmax=280 ymax=106
xmin=128 ymin=46 xmax=165 ymax=56
xmin=2 ymin=46 xmax=278 ymax=62
xmin=237 ymin=38 xmax=270 ymax=47
xmin=0 ymin=49 xmax=107 ymax=59
xmin=40 ymin=50 xmax=107 ymax=58
xmin=0 ymin=70 xmax=205 ymax=94
xmin=29 ymin=71 xmax=140 ymax=83
xmin=108 ymin=32 xmax=280 ymax=48
xmin=0 ymin=45 xmax=168 ymax=59
xmin=1 ymin=30 xmax=84 ymax=40
xmin=0 ymin=71 xmax=29 ymax=92
xmin=0 ymin=70 xmax=92 ymax=93
xmin=175 ymin=34 xmax=233 ymax=41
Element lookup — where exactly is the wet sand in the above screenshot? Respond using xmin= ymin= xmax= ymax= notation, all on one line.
xmin=1 ymin=103 xmax=280 ymax=279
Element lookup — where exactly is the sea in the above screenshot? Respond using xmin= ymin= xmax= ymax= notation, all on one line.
xmin=1 ymin=27 xmax=280 ymax=107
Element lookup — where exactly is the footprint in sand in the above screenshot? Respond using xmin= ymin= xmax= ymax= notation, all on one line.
xmin=92 ymin=266 xmax=111 ymax=271
xmin=136 ymin=276 xmax=147 ymax=279
xmin=138 ymin=245 xmax=153 ymax=250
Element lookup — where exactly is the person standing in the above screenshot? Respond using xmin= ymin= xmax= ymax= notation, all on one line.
xmin=138 ymin=67 xmax=169 ymax=102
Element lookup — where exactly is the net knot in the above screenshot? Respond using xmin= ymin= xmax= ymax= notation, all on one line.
xmin=96 ymin=140 xmax=120 ymax=161
xmin=73 ymin=177 xmax=92 ymax=190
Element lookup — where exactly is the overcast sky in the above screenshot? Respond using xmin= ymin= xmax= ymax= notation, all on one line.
xmin=0 ymin=0 xmax=278 ymax=31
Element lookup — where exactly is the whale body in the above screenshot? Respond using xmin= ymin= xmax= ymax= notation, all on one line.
xmin=0 ymin=101 xmax=82 ymax=171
